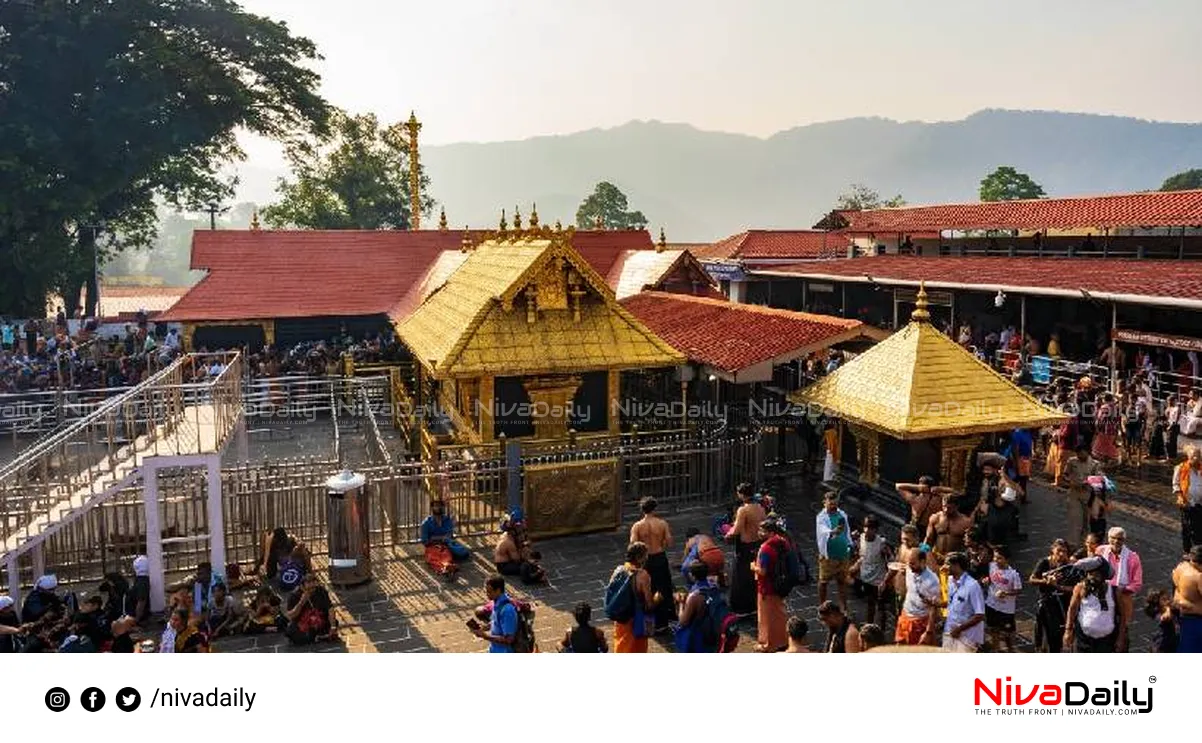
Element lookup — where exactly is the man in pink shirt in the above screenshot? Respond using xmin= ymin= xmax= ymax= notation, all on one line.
xmin=1097 ymin=526 xmax=1141 ymax=651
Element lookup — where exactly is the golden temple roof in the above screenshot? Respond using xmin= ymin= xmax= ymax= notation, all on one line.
xmin=397 ymin=233 xmax=685 ymax=378
xmin=791 ymin=286 xmax=1068 ymax=440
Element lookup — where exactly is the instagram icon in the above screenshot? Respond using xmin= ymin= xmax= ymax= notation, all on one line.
xmin=44 ymin=687 xmax=70 ymax=712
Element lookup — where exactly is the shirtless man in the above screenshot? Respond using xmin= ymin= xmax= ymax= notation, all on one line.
xmin=630 ymin=497 xmax=675 ymax=632
xmin=886 ymin=524 xmax=921 ymax=621
xmin=1173 ymin=546 xmax=1202 ymax=652
xmin=897 ymin=476 xmax=953 ymax=528
xmin=494 ymin=521 xmax=546 ymax=585
xmin=682 ymin=528 xmax=726 ymax=587
xmin=925 ymin=494 xmax=974 ymax=558
xmin=725 ymin=482 xmax=766 ymax=616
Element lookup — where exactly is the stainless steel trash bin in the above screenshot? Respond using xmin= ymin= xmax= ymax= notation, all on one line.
xmin=326 ymin=469 xmax=371 ymax=587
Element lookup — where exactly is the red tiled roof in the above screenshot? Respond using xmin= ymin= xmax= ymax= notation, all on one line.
xmin=161 ymin=229 xmax=655 ymax=322
xmin=693 ymin=230 xmax=846 ymax=261
xmin=620 ymin=291 xmax=869 ymax=375
xmin=754 ymin=255 xmax=1202 ymax=307
xmin=840 ymin=190 xmax=1202 ymax=233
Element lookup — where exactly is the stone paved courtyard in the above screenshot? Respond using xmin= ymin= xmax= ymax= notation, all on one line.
xmin=215 ymin=468 xmax=1186 ymax=653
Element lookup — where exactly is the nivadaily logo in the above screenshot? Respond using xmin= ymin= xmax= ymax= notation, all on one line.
xmin=974 ymin=677 xmax=1154 ymax=716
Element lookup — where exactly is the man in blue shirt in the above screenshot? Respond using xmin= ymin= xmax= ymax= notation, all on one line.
xmin=472 ymin=575 xmax=517 ymax=653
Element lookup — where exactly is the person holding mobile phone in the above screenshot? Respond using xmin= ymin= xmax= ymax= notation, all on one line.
xmin=471 ymin=575 xmax=518 ymax=653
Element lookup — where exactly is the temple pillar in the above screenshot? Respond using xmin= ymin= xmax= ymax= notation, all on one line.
xmin=939 ymin=435 xmax=983 ymax=492
xmin=262 ymin=319 xmax=276 ymax=348
xmin=479 ymin=375 xmax=495 ymax=441
xmin=182 ymin=323 xmax=195 ymax=352
xmin=523 ymin=375 xmax=581 ymax=440
xmin=607 ymin=369 xmax=621 ymax=434
xmin=848 ymin=424 xmax=880 ymax=486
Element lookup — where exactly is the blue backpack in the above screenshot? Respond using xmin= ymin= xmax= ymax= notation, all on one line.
xmin=604 ymin=567 xmax=636 ymax=623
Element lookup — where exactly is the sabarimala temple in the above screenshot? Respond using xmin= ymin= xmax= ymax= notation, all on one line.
xmin=792 ymin=283 xmax=1068 ymax=513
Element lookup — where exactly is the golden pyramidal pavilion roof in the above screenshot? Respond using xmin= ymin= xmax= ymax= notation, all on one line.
xmin=396 ymin=227 xmax=685 ymax=379
xmin=791 ymin=283 xmax=1068 ymax=440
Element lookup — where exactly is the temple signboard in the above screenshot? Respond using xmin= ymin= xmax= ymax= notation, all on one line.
xmin=1112 ymin=329 xmax=1202 ymax=353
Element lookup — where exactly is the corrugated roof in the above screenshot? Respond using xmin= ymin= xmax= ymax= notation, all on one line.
xmin=791 ymin=292 xmax=1068 ymax=439
xmin=396 ymin=236 xmax=684 ymax=378
xmin=607 ymin=249 xmax=719 ymax=299
xmin=753 ymin=255 xmax=1202 ymax=307
xmin=621 ymin=292 xmax=875 ymax=375
xmin=840 ymin=190 xmax=1202 ymax=233
xmin=158 ymin=228 xmax=657 ymax=322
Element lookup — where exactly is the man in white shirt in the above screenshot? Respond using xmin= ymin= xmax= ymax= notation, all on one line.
xmin=896 ymin=549 xmax=941 ymax=646
xmin=943 ymin=552 xmax=985 ymax=652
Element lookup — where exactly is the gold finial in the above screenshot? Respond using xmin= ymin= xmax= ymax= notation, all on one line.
xmin=657 ymin=227 xmax=667 ymax=253
xmin=405 ymin=111 xmax=422 ymax=230
xmin=554 ymin=219 xmax=563 ymax=233
xmin=461 ymin=226 xmax=472 ymax=253
xmin=438 ymin=207 xmax=447 ymax=231
xmin=529 ymin=203 xmax=539 ymax=229
xmin=513 ymin=205 xmax=522 ymax=231
xmin=499 ymin=208 xmax=508 ymax=236
xmin=593 ymin=213 xmax=603 ymax=229
xmin=250 ymin=209 xmax=260 ymax=230
xmin=911 ymin=281 xmax=931 ymax=322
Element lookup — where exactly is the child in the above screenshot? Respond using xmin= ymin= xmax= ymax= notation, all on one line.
xmin=245 ymin=587 xmax=285 ymax=635
xmin=558 ymin=601 xmax=608 ymax=653
xmin=204 ymin=582 xmax=242 ymax=639
xmin=984 ymin=546 xmax=1022 ymax=652
xmin=1144 ymin=589 xmax=1179 ymax=653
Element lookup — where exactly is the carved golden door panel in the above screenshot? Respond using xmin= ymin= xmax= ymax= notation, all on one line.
xmin=522 ymin=458 xmax=621 ymax=539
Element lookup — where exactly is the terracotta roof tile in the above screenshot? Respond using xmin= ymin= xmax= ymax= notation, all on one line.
xmin=841 ymin=190 xmax=1202 ymax=233
xmin=620 ymin=292 xmax=869 ymax=375
xmin=159 ymin=229 xmax=656 ymax=322
xmin=754 ymin=255 xmax=1202 ymax=306
xmin=693 ymin=230 xmax=846 ymax=261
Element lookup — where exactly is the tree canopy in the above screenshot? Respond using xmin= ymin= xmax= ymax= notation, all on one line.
xmin=834 ymin=183 xmax=906 ymax=211
xmin=979 ymin=166 xmax=1045 ymax=202
xmin=0 ymin=0 xmax=329 ymax=316
xmin=262 ymin=111 xmax=435 ymax=230
xmin=1159 ymin=169 xmax=1202 ymax=192
xmin=575 ymin=182 xmax=648 ymax=230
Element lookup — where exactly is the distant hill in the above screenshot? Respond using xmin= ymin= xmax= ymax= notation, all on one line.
xmin=232 ymin=110 xmax=1202 ymax=242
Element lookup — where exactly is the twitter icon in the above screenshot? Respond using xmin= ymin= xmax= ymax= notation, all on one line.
xmin=116 ymin=687 xmax=141 ymax=712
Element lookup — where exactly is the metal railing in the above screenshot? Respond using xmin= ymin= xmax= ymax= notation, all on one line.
xmin=0 ymin=352 xmax=242 ymax=556
xmin=1 ymin=419 xmax=763 ymax=589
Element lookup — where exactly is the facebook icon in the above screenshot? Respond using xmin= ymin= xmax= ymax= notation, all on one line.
xmin=81 ymin=687 xmax=106 ymax=712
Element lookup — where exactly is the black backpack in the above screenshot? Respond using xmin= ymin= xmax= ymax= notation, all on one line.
xmin=771 ymin=540 xmax=804 ymax=598
xmin=512 ymin=603 xmax=537 ymax=653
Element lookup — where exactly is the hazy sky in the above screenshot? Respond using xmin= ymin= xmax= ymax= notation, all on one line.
xmin=238 ymin=0 xmax=1201 ymax=158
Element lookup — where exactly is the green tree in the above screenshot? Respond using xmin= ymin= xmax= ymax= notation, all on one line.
xmin=575 ymin=182 xmax=648 ymax=230
xmin=834 ymin=183 xmax=906 ymax=211
xmin=0 ymin=0 xmax=329 ymax=316
xmin=1160 ymin=169 xmax=1202 ymax=192
xmin=262 ymin=111 xmax=435 ymax=230
xmin=979 ymin=166 xmax=1046 ymax=202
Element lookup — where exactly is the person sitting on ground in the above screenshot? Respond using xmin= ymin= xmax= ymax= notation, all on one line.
xmin=558 ymin=601 xmax=608 ymax=653
xmin=257 ymin=527 xmax=312 ymax=590
xmin=818 ymin=600 xmax=862 ymax=653
xmin=421 ymin=499 xmax=471 ymax=576
xmin=96 ymin=572 xmax=129 ymax=625
xmin=108 ymin=615 xmax=138 ymax=653
xmin=681 ymin=528 xmax=726 ymax=588
xmin=204 ymin=581 xmax=242 ymax=639
xmin=785 ymin=617 xmax=811 ymax=653
xmin=21 ymin=575 xmax=67 ymax=625
xmin=76 ymin=595 xmax=112 ymax=649
xmin=245 ymin=587 xmax=286 ymax=635
xmin=858 ymin=623 xmax=886 ymax=651
xmin=493 ymin=513 xmax=546 ymax=585
xmin=284 ymin=573 xmax=336 ymax=646
xmin=158 ymin=608 xmax=207 ymax=653
xmin=0 ymin=596 xmax=22 ymax=653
